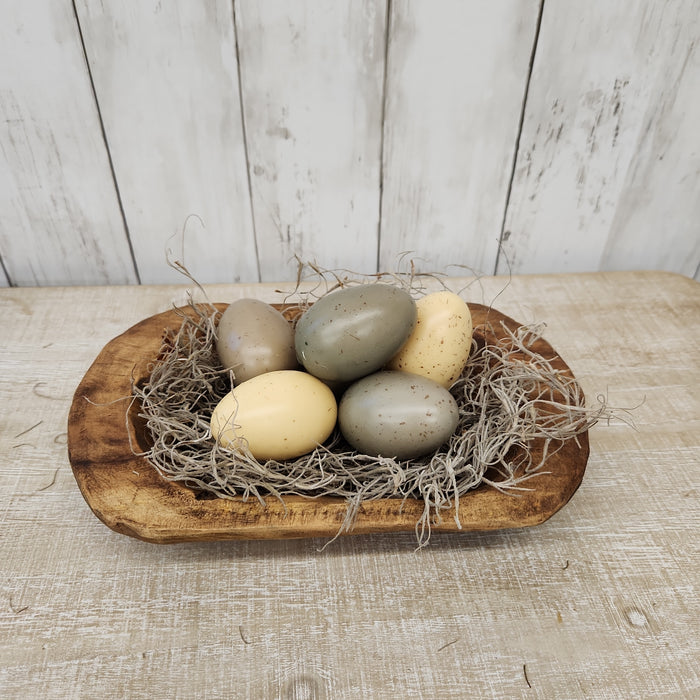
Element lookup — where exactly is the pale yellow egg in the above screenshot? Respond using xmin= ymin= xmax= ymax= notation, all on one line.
xmin=210 ymin=370 xmax=337 ymax=461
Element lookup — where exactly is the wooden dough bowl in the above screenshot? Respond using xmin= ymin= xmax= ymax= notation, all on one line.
xmin=68 ymin=302 xmax=589 ymax=543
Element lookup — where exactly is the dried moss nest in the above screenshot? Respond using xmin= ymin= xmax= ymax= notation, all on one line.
xmin=131 ymin=273 xmax=614 ymax=546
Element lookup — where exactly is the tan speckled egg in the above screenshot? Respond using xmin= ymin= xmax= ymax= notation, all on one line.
xmin=386 ymin=291 xmax=472 ymax=388
xmin=216 ymin=299 xmax=297 ymax=385
xmin=210 ymin=370 xmax=337 ymax=461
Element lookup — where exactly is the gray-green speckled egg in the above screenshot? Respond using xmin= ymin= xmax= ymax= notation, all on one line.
xmin=338 ymin=371 xmax=459 ymax=460
xmin=295 ymin=285 xmax=416 ymax=382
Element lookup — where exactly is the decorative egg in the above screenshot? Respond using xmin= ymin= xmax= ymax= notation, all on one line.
xmin=386 ymin=291 xmax=473 ymax=388
xmin=295 ymin=284 xmax=417 ymax=382
xmin=216 ymin=298 xmax=297 ymax=385
xmin=210 ymin=370 xmax=337 ymax=461
xmin=338 ymin=371 xmax=459 ymax=460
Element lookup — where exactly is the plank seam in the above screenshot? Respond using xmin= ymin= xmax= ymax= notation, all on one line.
xmin=494 ymin=0 xmax=545 ymax=275
xmin=71 ymin=0 xmax=141 ymax=284
xmin=0 ymin=252 xmax=12 ymax=287
xmin=376 ymin=0 xmax=392 ymax=273
xmin=232 ymin=0 xmax=262 ymax=283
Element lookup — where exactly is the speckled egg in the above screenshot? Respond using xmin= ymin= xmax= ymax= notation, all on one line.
xmin=216 ymin=298 xmax=297 ymax=385
xmin=386 ymin=291 xmax=473 ymax=388
xmin=210 ymin=370 xmax=337 ymax=461
xmin=294 ymin=284 xmax=417 ymax=382
xmin=338 ymin=371 xmax=459 ymax=460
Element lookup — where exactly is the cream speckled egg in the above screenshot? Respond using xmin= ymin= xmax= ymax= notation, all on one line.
xmin=386 ymin=291 xmax=472 ymax=388
xmin=210 ymin=370 xmax=337 ymax=461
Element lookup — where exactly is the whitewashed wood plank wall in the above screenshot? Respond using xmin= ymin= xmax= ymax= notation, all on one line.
xmin=499 ymin=0 xmax=700 ymax=279
xmin=1 ymin=0 xmax=698 ymax=288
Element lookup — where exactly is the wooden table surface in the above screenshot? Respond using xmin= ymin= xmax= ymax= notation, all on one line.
xmin=1 ymin=271 xmax=698 ymax=699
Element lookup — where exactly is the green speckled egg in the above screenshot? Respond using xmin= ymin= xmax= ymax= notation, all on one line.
xmin=338 ymin=371 xmax=459 ymax=460
xmin=295 ymin=285 xmax=416 ymax=382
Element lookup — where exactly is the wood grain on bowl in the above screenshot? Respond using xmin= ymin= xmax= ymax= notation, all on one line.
xmin=67 ymin=303 xmax=588 ymax=543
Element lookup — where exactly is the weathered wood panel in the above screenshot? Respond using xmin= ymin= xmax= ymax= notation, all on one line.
xmin=0 ymin=1 xmax=137 ymax=286
xmin=500 ymin=0 xmax=700 ymax=277
xmin=1 ymin=1 xmax=699 ymax=287
xmin=380 ymin=0 xmax=540 ymax=276
xmin=74 ymin=0 xmax=259 ymax=285
xmin=235 ymin=1 xmax=387 ymax=281
xmin=600 ymin=12 xmax=700 ymax=279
